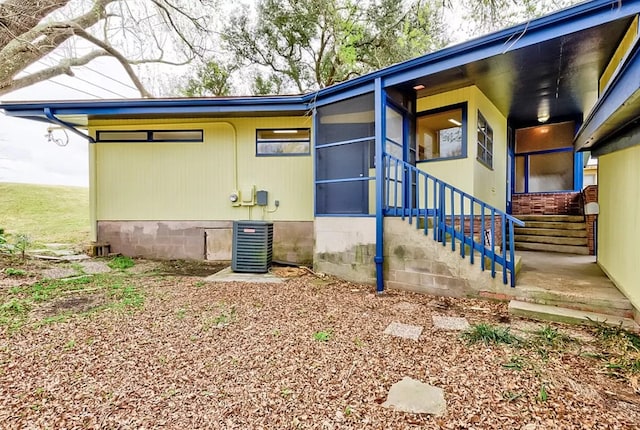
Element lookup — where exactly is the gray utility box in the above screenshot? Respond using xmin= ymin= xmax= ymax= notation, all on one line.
xmin=231 ymin=221 xmax=274 ymax=273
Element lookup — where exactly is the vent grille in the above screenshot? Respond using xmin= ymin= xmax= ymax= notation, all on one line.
xmin=232 ymin=221 xmax=274 ymax=273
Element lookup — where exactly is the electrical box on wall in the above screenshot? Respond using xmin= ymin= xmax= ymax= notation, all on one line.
xmin=256 ymin=190 xmax=268 ymax=206
xmin=241 ymin=185 xmax=256 ymax=206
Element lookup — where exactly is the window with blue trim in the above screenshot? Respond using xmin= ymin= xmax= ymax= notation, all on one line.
xmin=256 ymin=129 xmax=310 ymax=155
xmin=477 ymin=111 xmax=493 ymax=168
xmin=416 ymin=103 xmax=466 ymax=161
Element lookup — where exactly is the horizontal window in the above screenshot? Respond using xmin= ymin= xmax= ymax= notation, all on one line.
xmin=416 ymin=103 xmax=467 ymax=162
xmin=96 ymin=129 xmax=203 ymax=143
xmin=256 ymin=129 xmax=310 ymax=156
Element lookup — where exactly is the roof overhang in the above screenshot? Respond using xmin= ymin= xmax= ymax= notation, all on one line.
xmin=0 ymin=96 xmax=310 ymax=129
xmin=574 ymin=33 xmax=640 ymax=152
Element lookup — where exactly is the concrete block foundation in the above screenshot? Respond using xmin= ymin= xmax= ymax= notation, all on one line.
xmin=98 ymin=220 xmax=313 ymax=264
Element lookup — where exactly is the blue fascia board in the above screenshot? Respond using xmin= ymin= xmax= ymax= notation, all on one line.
xmin=0 ymin=96 xmax=309 ymax=119
xmin=575 ymin=36 xmax=640 ymax=151
xmin=309 ymin=0 xmax=640 ymax=100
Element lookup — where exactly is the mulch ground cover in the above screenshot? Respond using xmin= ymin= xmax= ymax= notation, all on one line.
xmin=0 ymin=256 xmax=639 ymax=428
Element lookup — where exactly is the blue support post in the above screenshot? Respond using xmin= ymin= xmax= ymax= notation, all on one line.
xmin=374 ymin=78 xmax=385 ymax=294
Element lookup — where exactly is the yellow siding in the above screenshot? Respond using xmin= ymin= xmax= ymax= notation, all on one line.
xmin=415 ymin=86 xmax=507 ymax=210
xmin=90 ymin=117 xmax=313 ymax=222
xmin=416 ymin=86 xmax=476 ymax=197
xmin=474 ymin=88 xmax=507 ymax=210
xmin=599 ymin=15 xmax=639 ymax=94
xmin=597 ymin=144 xmax=640 ymax=309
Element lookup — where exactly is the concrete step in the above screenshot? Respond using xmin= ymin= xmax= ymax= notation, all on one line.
xmin=515 ymin=215 xmax=584 ymax=223
xmin=514 ymin=227 xmax=587 ymax=238
xmin=514 ymin=241 xmax=590 ymax=255
xmin=514 ymin=235 xmax=588 ymax=246
xmin=508 ymin=300 xmax=639 ymax=331
xmin=520 ymin=221 xmax=586 ymax=230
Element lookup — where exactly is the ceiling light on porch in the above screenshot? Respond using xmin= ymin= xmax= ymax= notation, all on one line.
xmin=272 ymin=129 xmax=299 ymax=134
xmin=537 ymin=114 xmax=550 ymax=123
xmin=448 ymin=118 xmax=462 ymax=126
xmin=413 ymin=84 xmax=425 ymax=91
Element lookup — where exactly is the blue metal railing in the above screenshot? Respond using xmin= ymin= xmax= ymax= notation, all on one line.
xmin=383 ymin=153 xmax=524 ymax=287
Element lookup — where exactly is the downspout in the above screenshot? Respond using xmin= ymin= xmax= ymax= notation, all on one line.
xmin=44 ymin=108 xmax=95 ymax=143
xmin=374 ymin=78 xmax=386 ymax=293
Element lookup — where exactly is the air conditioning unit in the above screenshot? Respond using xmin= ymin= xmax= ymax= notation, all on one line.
xmin=232 ymin=221 xmax=274 ymax=273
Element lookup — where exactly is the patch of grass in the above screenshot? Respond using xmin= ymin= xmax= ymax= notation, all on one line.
xmin=531 ymin=325 xmax=574 ymax=347
xmin=27 ymin=277 xmax=92 ymax=302
xmin=0 ymin=298 xmax=30 ymax=330
xmin=108 ymin=256 xmax=135 ymax=270
xmin=176 ymin=308 xmax=187 ymax=319
xmin=589 ymin=321 xmax=640 ymax=377
xmin=313 ymin=330 xmax=333 ymax=342
xmin=4 ymin=268 xmax=26 ymax=276
xmin=107 ymin=284 xmax=144 ymax=310
xmin=0 ymin=183 xmax=89 ymax=245
xmin=64 ymin=340 xmax=76 ymax=350
xmin=461 ymin=323 xmax=521 ymax=345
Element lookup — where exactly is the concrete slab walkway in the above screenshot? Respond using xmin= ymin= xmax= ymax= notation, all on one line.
xmin=204 ymin=267 xmax=284 ymax=283
xmin=493 ymin=251 xmax=634 ymax=319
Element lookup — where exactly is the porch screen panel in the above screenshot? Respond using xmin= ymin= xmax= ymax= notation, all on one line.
xmin=528 ymin=151 xmax=574 ymax=192
xmin=316 ymin=93 xmax=375 ymax=215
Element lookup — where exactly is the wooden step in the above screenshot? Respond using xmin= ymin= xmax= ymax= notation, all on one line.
xmin=521 ymin=221 xmax=586 ymax=230
xmin=515 ymin=215 xmax=584 ymax=222
xmin=514 ymin=241 xmax=589 ymax=255
xmin=514 ymin=227 xmax=587 ymax=238
xmin=514 ymin=235 xmax=587 ymax=246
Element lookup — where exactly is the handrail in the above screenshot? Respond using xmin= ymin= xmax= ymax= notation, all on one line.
xmin=383 ymin=153 xmax=525 ymax=287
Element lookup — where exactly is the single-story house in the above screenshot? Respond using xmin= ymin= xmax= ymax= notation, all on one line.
xmin=2 ymin=0 xmax=639 ymax=318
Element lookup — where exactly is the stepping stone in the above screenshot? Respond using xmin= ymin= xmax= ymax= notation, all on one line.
xmin=79 ymin=261 xmax=111 ymax=274
xmin=41 ymin=268 xmax=78 ymax=279
xmin=382 ymin=377 xmax=446 ymax=416
xmin=432 ymin=315 xmax=470 ymax=331
xmin=383 ymin=322 xmax=423 ymax=340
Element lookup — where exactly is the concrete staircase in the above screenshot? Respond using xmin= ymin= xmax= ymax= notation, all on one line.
xmin=514 ymin=215 xmax=589 ymax=255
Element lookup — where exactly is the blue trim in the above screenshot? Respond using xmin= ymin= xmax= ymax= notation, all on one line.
xmin=308 ymin=84 xmax=375 ymax=108
xmin=44 ymin=108 xmax=95 ymax=143
xmin=315 ymin=177 xmax=373 ymax=184
xmin=315 ymin=136 xmax=374 ymax=149
xmin=573 ymin=151 xmax=584 ymax=191
xmin=312 ymin=107 xmax=318 ymax=217
xmin=515 ymin=146 xmax=574 ymax=156
xmin=374 ymin=78 xmax=385 ymax=294
xmin=96 ymin=129 xmax=204 ymax=143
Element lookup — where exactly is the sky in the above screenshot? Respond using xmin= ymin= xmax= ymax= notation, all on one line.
xmin=0 ymin=57 xmax=142 ymax=187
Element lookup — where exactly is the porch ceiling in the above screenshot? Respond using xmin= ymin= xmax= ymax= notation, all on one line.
xmin=404 ymin=18 xmax=633 ymax=125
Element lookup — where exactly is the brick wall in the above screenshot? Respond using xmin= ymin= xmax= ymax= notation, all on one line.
xmin=512 ymin=192 xmax=583 ymax=215
xmin=582 ymin=185 xmax=598 ymax=255
xmin=447 ymin=215 xmax=503 ymax=247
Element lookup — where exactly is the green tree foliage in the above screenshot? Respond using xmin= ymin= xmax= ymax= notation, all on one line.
xmin=181 ymin=61 xmax=236 ymax=97
xmin=453 ymin=0 xmax=582 ymax=35
xmin=222 ymin=0 xmax=449 ymax=94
